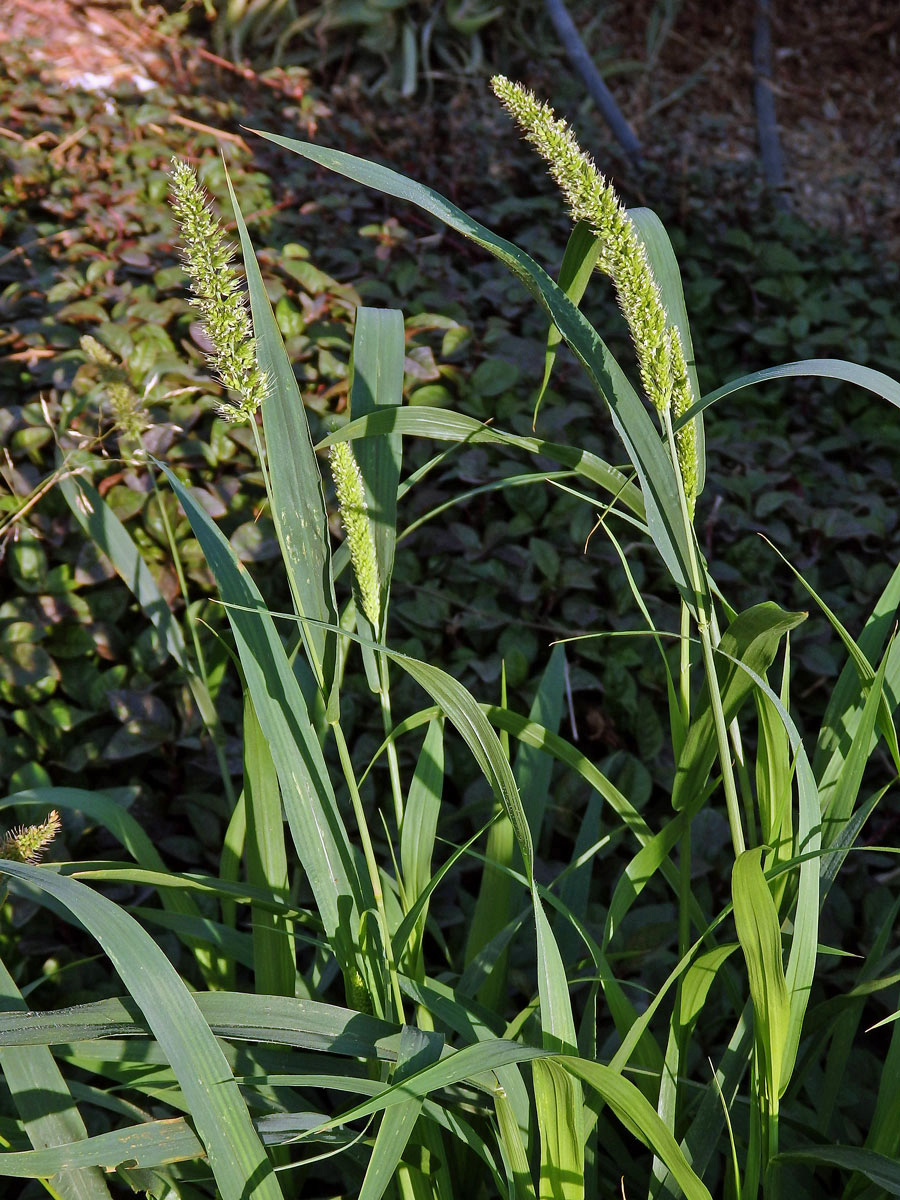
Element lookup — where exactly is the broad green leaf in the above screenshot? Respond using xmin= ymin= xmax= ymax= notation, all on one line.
xmin=535 ymin=220 xmax=602 ymax=425
xmin=630 ymin=207 xmax=705 ymax=496
xmin=243 ymin=695 xmax=296 ymax=997
xmin=0 ymin=955 xmax=111 ymax=1200
xmin=254 ymin=130 xmax=698 ymax=602
xmin=224 ymin=165 xmax=339 ymax=693
xmin=732 ymin=848 xmax=790 ymax=1103
xmin=672 ymin=603 xmax=806 ymax=812
xmin=532 ymin=1058 xmax=584 ymax=1200
xmin=0 ymin=863 xmax=283 ymax=1200
xmin=319 ymin=406 xmax=645 ymax=521
xmin=153 ymin=459 xmax=368 ymax=970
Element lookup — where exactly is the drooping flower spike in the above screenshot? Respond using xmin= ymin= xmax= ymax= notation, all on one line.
xmin=491 ymin=76 xmax=698 ymax=513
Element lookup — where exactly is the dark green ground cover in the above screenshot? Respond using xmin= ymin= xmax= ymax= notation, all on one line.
xmin=1 ymin=12 xmax=898 ymax=1057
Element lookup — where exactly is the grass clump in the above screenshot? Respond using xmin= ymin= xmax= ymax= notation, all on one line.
xmin=0 ymin=71 xmax=899 ymax=1200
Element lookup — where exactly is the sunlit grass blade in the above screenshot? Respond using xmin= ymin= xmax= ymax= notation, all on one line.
xmin=254 ymin=129 xmax=698 ymax=602
xmin=732 ymin=846 xmax=790 ymax=1161
xmin=224 ymin=165 xmax=339 ymax=696
xmin=532 ymin=1058 xmax=584 ymax=1200
xmin=495 ymin=1084 xmax=537 ymax=1200
xmin=761 ymin=536 xmax=900 ymax=782
xmin=153 ymin=458 xmax=369 ymax=975
xmin=243 ymin=695 xmax=296 ymax=997
xmin=0 ymin=956 xmax=112 ymax=1200
xmin=0 ymin=862 xmax=283 ymax=1200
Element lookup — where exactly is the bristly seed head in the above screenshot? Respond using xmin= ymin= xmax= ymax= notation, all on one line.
xmin=1 ymin=811 xmax=62 ymax=864
xmin=329 ymin=440 xmax=381 ymax=630
xmin=168 ymin=158 xmax=268 ymax=424
xmin=491 ymin=75 xmax=698 ymax=514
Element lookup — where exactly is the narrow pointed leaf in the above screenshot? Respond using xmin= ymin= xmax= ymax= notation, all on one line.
xmin=0 ymin=862 xmax=283 ymax=1200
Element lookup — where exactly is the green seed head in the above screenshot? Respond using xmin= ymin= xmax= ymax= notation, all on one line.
xmin=491 ymin=76 xmax=698 ymax=514
xmin=329 ymin=440 xmax=381 ymax=630
xmin=78 ymin=335 xmax=149 ymax=445
xmin=168 ymin=158 xmax=268 ymax=424
xmin=1 ymin=811 xmax=62 ymax=864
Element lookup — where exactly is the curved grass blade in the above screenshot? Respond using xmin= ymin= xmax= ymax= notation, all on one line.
xmin=679 ymin=358 xmax=900 ymax=427
xmin=732 ymin=848 xmax=790 ymax=1106
xmin=557 ymin=1058 xmax=712 ymax=1200
xmin=0 ymin=862 xmax=283 ymax=1200
xmin=814 ymin=560 xmax=900 ymax=789
xmin=775 ymin=1145 xmax=900 ymax=1192
xmin=252 ymin=130 xmax=696 ymax=601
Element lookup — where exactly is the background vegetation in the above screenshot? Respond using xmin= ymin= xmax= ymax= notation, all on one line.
xmin=1 ymin=1 xmax=899 ymax=1197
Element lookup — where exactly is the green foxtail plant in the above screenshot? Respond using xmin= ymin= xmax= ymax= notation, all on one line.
xmin=2 ymin=81 xmax=899 ymax=1200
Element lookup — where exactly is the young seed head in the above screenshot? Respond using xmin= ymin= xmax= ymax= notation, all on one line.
xmin=491 ymin=76 xmax=698 ymax=514
xmin=79 ymin=335 xmax=149 ymax=444
xmin=1 ymin=811 xmax=62 ymax=864
xmin=168 ymin=158 xmax=267 ymax=424
xmin=329 ymin=440 xmax=381 ymax=629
